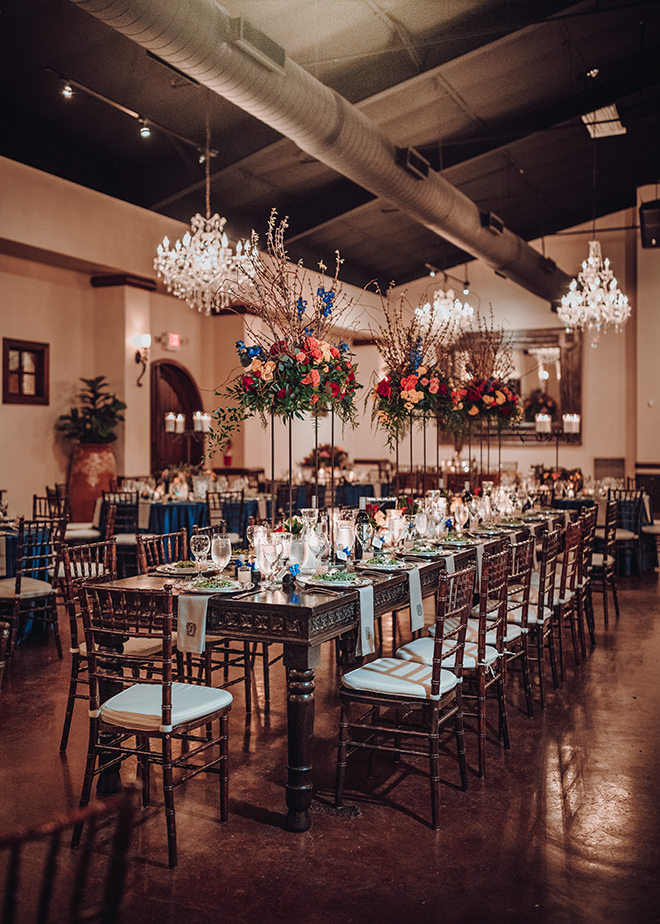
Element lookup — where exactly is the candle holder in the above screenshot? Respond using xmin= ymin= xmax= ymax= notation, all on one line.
xmin=534 ymin=413 xmax=581 ymax=469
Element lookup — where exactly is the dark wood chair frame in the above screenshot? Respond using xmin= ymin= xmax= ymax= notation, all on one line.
xmin=576 ymin=506 xmax=597 ymax=655
xmin=460 ymin=546 xmax=512 ymax=780
xmin=74 ymin=583 xmax=231 ymax=869
xmin=552 ymin=519 xmax=582 ymax=680
xmin=136 ymin=530 xmax=188 ymax=573
xmin=335 ymin=565 xmax=476 ymax=830
xmin=58 ymin=539 xmax=118 ymax=751
xmin=592 ymin=498 xmax=620 ymax=627
xmin=0 ymin=517 xmax=66 ymax=672
xmin=0 ymin=784 xmax=140 ymax=924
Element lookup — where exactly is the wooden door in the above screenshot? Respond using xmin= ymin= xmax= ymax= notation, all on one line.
xmin=150 ymin=361 xmax=204 ymax=474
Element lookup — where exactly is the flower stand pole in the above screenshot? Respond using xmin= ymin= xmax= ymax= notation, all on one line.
xmin=271 ymin=411 xmax=276 ymax=528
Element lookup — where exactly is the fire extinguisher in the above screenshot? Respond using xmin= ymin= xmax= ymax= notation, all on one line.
xmin=223 ymin=440 xmax=233 ymax=467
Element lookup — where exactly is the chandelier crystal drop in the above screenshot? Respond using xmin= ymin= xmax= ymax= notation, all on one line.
xmin=415 ymin=288 xmax=474 ymax=327
xmin=154 ymin=214 xmax=255 ymax=316
xmin=558 ymin=240 xmax=630 ymax=347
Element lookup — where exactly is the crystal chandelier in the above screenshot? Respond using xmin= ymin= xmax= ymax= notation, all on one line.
xmin=415 ymin=287 xmax=474 ymax=328
xmin=154 ymin=120 xmax=254 ymax=316
xmin=558 ymin=240 xmax=630 ymax=347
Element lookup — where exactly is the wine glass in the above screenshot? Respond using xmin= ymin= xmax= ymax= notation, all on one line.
xmin=454 ymin=502 xmax=469 ymax=536
xmin=211 ymin=534 xmax=232 ymax=574
xmin=189 ymin=533 xmax=210 ymax=577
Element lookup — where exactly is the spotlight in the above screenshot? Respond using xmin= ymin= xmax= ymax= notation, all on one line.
xmin=61 ymin=81 xmax=73 ymax=99
xmin=139 ymin=121 xmax=151 ymax=138
xmin=463 ymin=281 xmax=470 ymax=295
xmin=585 ymin=67 xmax=600 ymax=79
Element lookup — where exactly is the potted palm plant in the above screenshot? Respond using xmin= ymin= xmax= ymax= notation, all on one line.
xmin=57 ymin=377 xmax=127 ymax=520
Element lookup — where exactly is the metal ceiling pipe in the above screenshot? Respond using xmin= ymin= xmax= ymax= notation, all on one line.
xmin=71 ymin=0 xmax=571 ymax=303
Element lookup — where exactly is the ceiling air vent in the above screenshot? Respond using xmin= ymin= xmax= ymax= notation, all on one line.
xmin=229 ymin=17 xmax=286 ymax=74
xmin=481 ymin=211 xmax=505 ymax=235
xmin=395 ymin=147 xmax=430 ymax=181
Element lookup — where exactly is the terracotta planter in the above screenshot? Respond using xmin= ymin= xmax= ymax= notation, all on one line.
xmin=67 ymin=443 xmax=116 ymax=521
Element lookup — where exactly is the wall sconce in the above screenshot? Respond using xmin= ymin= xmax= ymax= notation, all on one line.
xmin=135 ymin=334 xmax=151 ymax=387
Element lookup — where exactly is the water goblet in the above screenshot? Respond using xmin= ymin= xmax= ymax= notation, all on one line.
xmin=414 ymin=511 xmax=428 ymax=539
xmin=261 ymin=536 xmax=283 ymax=588
xmin=211 ymin=534 xmax=232 ymax=574
xmin=189 ymin=533 xmax=211 ymax=578
xmin=454 ymin=502 xmax=469 ymax=536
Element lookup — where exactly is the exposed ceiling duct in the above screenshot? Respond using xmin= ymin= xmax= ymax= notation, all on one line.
xmin=70 ymin=0 xmax=572 ymax=304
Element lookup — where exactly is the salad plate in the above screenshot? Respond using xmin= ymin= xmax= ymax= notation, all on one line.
xmin=400 ymin=544 xmax=447 ymax=558
xmin=186 ymin=578 xmax=247 ymax=594
xmin=355 ymin=557 xmax=413 ymax=571
xmin=298 ymin=571 xmax=370 ymax=588
xmin=156 ymin=562 xmax=200 ymax=576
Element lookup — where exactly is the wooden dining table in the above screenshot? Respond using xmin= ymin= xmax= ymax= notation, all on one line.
xmin=92 ymin=510 xmax=564 ymax=832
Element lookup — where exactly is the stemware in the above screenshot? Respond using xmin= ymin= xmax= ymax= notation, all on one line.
xmin=260 ymin=535 xmax=283 ymax=588
xmin=454 ymin=502 xmax=469 ymax=536
xmin=189 ymin=533 xmax=211 ymax=576
xmin=211 ymin=534 xmax=232 ymax=573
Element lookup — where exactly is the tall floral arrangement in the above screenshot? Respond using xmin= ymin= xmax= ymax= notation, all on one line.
xmin=369 ymin=288 xmax=464 ymax=447
xmin=451 ymin=309 xmax=521 ymax=431
xmin=207 ymin=211 xmax=361 ymax=450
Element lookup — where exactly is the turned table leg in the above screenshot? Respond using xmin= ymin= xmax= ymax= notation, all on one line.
xmin=283 ymin=643 xmax=320 ymax=832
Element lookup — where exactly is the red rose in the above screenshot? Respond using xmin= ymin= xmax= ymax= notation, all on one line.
xmin=329 ymin=382 xmax=340 ymax=398
xmin=376 ymin=379 xmax=392 ymax=398
xmin=439 ymin=383 xmax=448 ymax=395
xmin=242 ymin=375 xmax=255 ymax=391
xmin=270 ymin=340 xmax=288 ymax=355
xmin=276 ymin=388 xmax=286 ymax=400
xmin=499 ymin=406 xmax=511 ymax=417
xmin=467 ymin=387 xmax=482 ymax=402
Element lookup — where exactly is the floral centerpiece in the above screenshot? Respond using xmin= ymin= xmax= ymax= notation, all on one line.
xmin=207 ymin=211 xmax=362 ymax=451
xmin=301 ymin=444 xmax=348 ymax=469
xmin=450 ymin=310 xmax=522 ymax=432
xmin=369 ymin=288 xmax=464 ymax=447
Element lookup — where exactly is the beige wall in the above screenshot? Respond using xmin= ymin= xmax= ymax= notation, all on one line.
xmin=0 ymin=155 xmax=657 ymax=515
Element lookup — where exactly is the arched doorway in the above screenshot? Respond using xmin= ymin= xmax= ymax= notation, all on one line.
xmin=150 ymin=361 xmax=204 ymax=474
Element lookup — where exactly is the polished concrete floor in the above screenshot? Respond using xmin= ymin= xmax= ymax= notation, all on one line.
xmin=1 ymin=572 xmax=660 ymax=924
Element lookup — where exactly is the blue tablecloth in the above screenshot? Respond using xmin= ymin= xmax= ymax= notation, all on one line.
xmin=147 ymin=501 xmax=208 ymax=535
xmin=0 ymin=530 xmax=18 ymax=578
xmin=551 ymin=497 xmax=595 ymax=513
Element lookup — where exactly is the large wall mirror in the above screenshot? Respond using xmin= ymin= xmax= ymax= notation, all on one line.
xmin=442 ymin=327 xmax=582 ymax=443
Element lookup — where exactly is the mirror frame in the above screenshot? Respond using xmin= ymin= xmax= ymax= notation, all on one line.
xmin=442 ymin=326 xmax=582 ymax=443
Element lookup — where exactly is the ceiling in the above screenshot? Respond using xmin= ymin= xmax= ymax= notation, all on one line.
xmin=1 ymin=0 xmax=659 ymax=294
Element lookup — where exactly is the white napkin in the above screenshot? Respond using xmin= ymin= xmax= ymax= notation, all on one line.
xmin=258 ymin=497 xmax=267 ymax=521
xmin=0 ymin=535 xmax=6 ymax=577
xmin=444 ymin=553 xmax=456 ymax=574
xmin=176 ymin=595 xmax=208 ymax=654
xmin=407 ymin=566 xmax=424 ymax=632
xmin=475 ymin=543 xmax=485 ymax=582
xmin=138 ymin=500 xmax=152 ymax=531
xmin=355 ymin=584 xmax=375 ymax=657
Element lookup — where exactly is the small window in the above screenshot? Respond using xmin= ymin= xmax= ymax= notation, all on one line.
xmin=3 ymin=339 xmax=50 ymax=405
